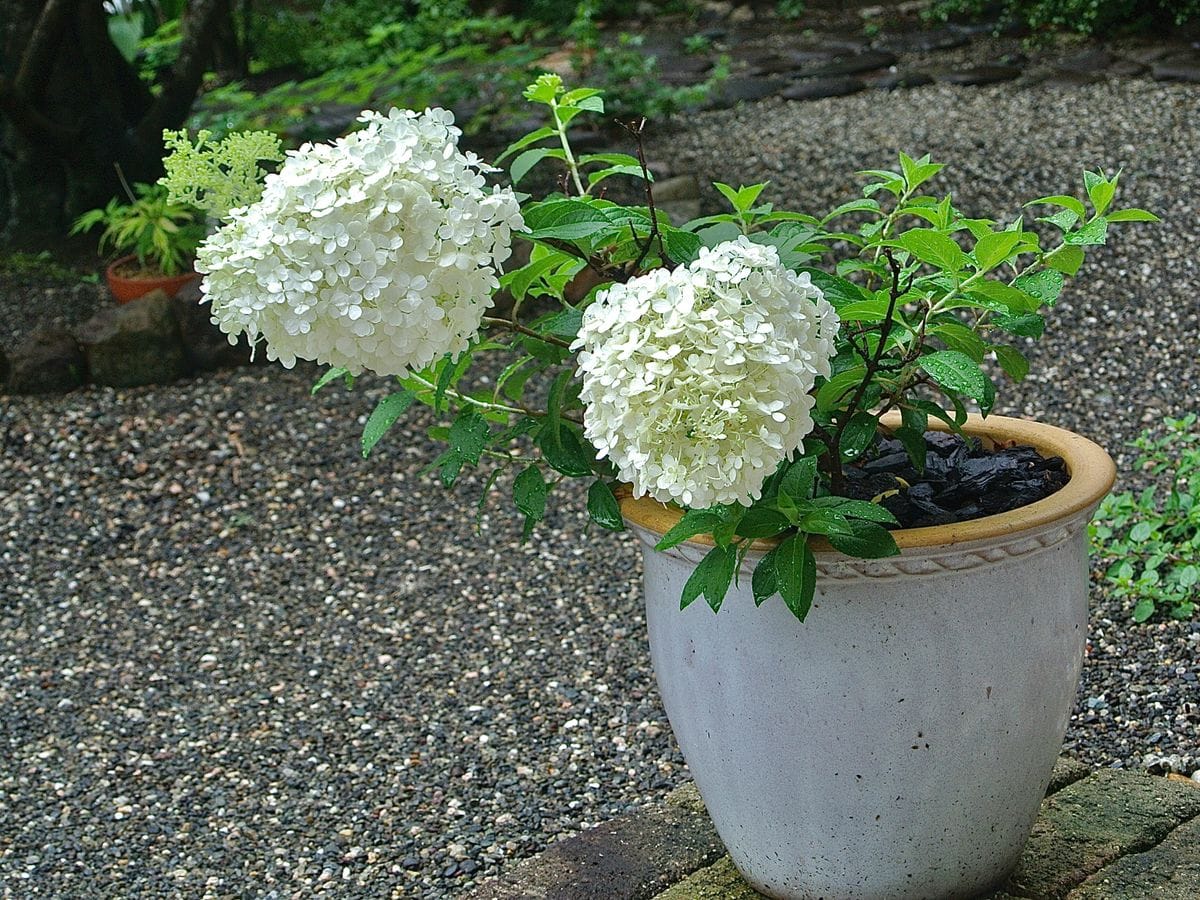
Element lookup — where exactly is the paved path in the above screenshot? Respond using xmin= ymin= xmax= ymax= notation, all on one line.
xmin=468 ymin=759 xmax=1200 ymax=899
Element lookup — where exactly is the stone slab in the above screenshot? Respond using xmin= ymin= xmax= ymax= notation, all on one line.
xmin=1003 ymin=770 xmax=1200 ymax=899
xmin=3 ymin=326 xmax=85 ymax=394
xmin=655 ymin=856 xmax=764 ymax=900
xmin=1047 ymin=756 xmax=1093 ymax=795
xmin=1068 ymin=815 xmax=1200 ymax=899
xmin=797 ymin=49 xmax=898 ymax=78
xmin=172 ymin=281 xmax=253 ymax=371
xmin=781 ymin=76 xmax=864 ymax=101
xmin=464 ymin=783 xmax=725 ymax=900
xmin=651 ymin=758 xmax=1097 ymax=900
xmin=75 ymin=290 xmax=188 ymax=388
xmin=933 ymin=65 xmax=1023 ymax=86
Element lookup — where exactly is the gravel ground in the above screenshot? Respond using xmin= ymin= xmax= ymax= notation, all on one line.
xmin=3 ymin=77 xmax=1199 ymax=898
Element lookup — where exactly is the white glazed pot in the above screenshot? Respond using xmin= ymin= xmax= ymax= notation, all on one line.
xmin=620 ymin=415 xmax=1115 ymax=900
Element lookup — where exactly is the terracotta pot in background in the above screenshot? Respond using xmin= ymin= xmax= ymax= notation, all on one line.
xmin=105 ymin=255 xmax=200 ymax=304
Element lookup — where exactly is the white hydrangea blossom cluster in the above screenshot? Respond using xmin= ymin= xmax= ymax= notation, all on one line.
xmin=574 ymin=237 xmax=840 ymax=509
xmin=196 ymin=108 xmax=524 ymax=375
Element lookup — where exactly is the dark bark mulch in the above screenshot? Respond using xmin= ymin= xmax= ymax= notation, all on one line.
xmin=845 ymin=431 xmax=1070 ymax=530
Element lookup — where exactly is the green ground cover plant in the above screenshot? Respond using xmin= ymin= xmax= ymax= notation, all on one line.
xmin=1090 ymin=415 xmax=1200 ymax=621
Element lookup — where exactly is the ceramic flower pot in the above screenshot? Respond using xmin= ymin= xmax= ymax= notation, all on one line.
xmin=620 ymin=414 xmax=1115 ymax=900
xmin=105 ymin=255 xmax=200 ymax=304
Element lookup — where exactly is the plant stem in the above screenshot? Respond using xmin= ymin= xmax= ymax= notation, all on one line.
xmin=405 ymin=374 xmax=583 ymax=426
xmin=549 ymin=97 xmax=586 ymax=197
xmin=482 ymin=316 xmax=573 ymax=349
xmin=827 ymin=249 xmax=906 ymax=493
xmin=619 ymin=116 xmax=669 ymax=272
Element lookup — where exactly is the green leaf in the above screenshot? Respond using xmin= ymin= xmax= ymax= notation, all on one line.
xmin=1129 ymin=521 xmax=1154 ymax=541
xmin=586 ymin=480 xmax=624 ymax=532
xmin=891 ymin=229 xmax=968 ymax=275
xmin=1064 ymin=218 xmax=1109 ymax=246
xmin=433 ymin=352 xmax=472 ymax=410
xmin=578 ymin=151 xmax=641 ymax=167
xmin=1026 ymin=194 xmax=1087 ymax=218
xmin=821 ymin=198 xmax=881 ymax=222
xmin=775 ymin=533 xmax=817 ymax=622
xmin=827 ymin=519 xmax=900 ymax=559
xmin=973 ymin=231 xmax=1023 ymax=271
xmin=1039 ymin=209 xmax=1080 ymax=232
xmin=311 ymin=366 xmax=351 ymax=395
xmin=503 ymin=254 xmax=560 ymax=302
xmin=920 ymin=350 xmax=990 ymax=402
xmin=562 ymin=87 xmax=604 ymax=106
xmin=513 ymin=465 xmax=548 ymax=540
xmin=751 ymin=547 xmax=780 ymax=606
xmin=1106 ymin=208 xmax=1160 ymax=223
xmin=1132 ymin=597 xmax=1155 ymax=622
xmin=107 ymin=13 xmax=142 ymax=62
xmin=537 ymin=423 xmax=593 ymax=477
xmin=496 ymin=126 xmax=558 ymax=164
xmin=523 ymin=74 xmax=563 ymax=104
xmin=1043 ymin=245 xmax=1085 ymax=276
xmin=993 ymin=312 xmax=1045 ymax=338
xmin=798 ymin=270 xmax=874 ymax=308
xmin=449 ymin=409 xmax=490 ymax=465
xmin=656 ymin=507 xmax=728 ymax=551
xmin=573 ymin=94 xmax=604 ymax=113
xmin=361 ymin=391 xmax=415 ymax=457
xmin=967 ymin=280 xmax=1040 ymax=314
xmin=894 ymin=424 xmax=927 ymax=472
xmin=587 ymin=164 xmax=649 ymax=188
xmin=1085 ymin=171 xmax=1117 ymax=216
xmin=816 ymin=367 xmax=866 ymax=414
xmin=680 ymin=545 xmax=737 ymax=613
xmin=510 ymin=147 xmax=563 ymax=185
xmin=839 ymin=412 xmax=878 ymax=461
xmin=1013 ymin=269 xmax=1064 ymax=306
xmin=660 ymin=226 xmax=702 ymax=265
xmin=993 ymin=345 xmax=1030 ymax=382
xmin=497 ymin=357 xmax=538 ymax=404
xmin=431 ymin=451 xmax=461 ymax=488
xmin=779 ymin=457 xmax=818 ymax=504
xmin=521 ymin=198 xmax=613 ymax=241
xmin=541 ymin=307 xmax=584 ymax=339
xmin=930 ymin=322 xmax=986 ymax=363
xmin=797 ymin=509 xmax=856 ymax=537
xmin=897 ymin=152 xmax=943 ymax=191
xmin=835 ymin=298 xmax=892 ymax=324
xmin=736 ymin=507 xmax=791 ymax=539
xmin=811 ymin=497 xmax=899 ymax=525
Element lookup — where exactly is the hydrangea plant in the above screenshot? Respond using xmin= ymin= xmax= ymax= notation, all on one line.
xmin=166 ymin=74 xmax=1158 ymax=621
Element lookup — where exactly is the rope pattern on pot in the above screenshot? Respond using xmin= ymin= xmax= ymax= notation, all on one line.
xmin=815 ymin=522 xmax=1082 ymax=581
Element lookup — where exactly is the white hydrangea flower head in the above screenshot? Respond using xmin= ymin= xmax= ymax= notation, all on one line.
xmin=574 ymin=237 xmax=840 ymax=509
xmin=196 ymin=107 xmax=525 ymax=376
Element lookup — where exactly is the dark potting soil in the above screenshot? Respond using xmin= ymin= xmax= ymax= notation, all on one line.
xmin=843 ymin=431 xmax=1070 ymax=530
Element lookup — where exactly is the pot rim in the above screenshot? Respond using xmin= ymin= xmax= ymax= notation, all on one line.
xmin=618 ymin=413 xmax=1116 ymax=552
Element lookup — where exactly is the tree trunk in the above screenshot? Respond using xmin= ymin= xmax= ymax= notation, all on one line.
xmin=0 ymin=0 xmax=229 ymax=245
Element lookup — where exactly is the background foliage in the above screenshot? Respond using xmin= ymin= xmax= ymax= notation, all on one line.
xmin=929 ymin=0 xmax=1200 ymax=34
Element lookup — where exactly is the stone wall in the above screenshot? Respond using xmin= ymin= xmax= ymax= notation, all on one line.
xmin=0 ymin=284 xmax=256 ymax=395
